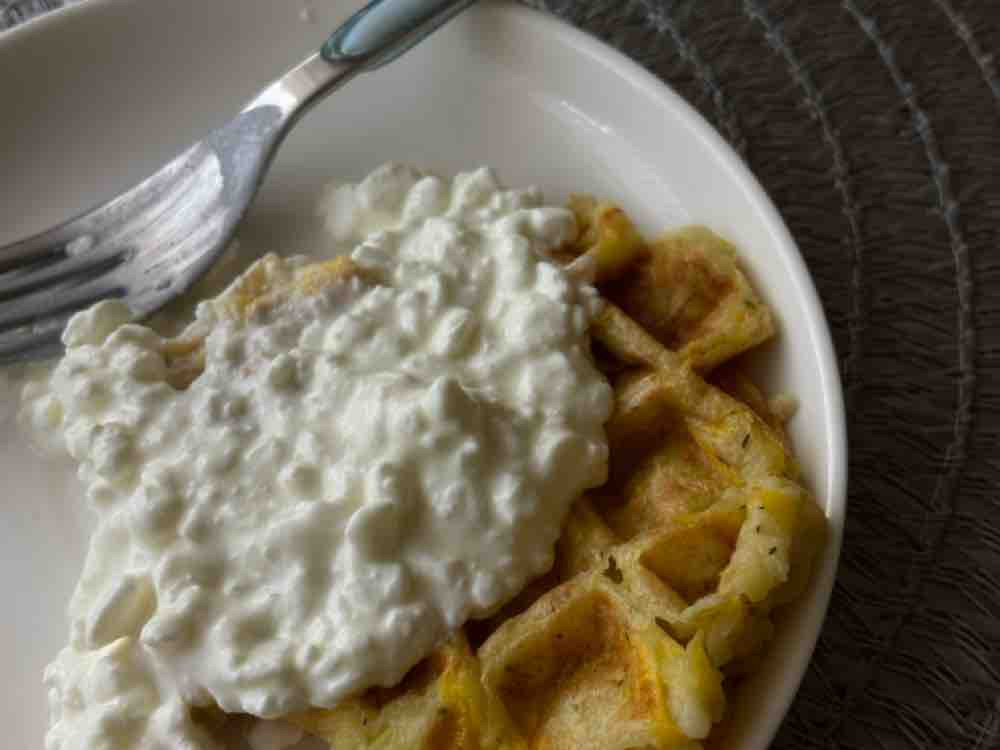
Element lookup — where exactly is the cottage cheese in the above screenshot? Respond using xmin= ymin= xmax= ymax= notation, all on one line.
xmin=28 ymin=165 xmax=612 ymax=749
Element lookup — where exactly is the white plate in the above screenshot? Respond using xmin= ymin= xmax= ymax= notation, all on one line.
xmin=0 ymin=2 xmax=846 ymax=748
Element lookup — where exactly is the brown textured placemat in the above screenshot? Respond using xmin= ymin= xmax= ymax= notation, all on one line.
xmin=4 ymin=1 xmax=999 ymax=748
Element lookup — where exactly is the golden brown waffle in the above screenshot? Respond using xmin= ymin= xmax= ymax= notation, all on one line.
xmin=287 ymin=632 xmax=524 ymax=750
xmin=567 ymin=196 xmax=773 ymax=372
xmin=176 ymin=203 xmax=824 ymax=750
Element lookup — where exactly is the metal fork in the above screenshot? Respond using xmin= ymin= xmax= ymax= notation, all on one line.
xmin=0 ymin=0 xmax=477 ymax=364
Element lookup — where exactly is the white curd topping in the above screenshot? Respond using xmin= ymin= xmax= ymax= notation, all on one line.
xmin=28 ymin=165 xmax=612 ymax=749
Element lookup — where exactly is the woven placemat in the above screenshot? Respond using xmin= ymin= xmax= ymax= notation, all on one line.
xmin=4 ymin=1 xmax=999 ymax=748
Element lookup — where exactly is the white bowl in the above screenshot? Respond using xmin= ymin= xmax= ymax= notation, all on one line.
xmin=0 ymin=2 xmax=846 ymax=748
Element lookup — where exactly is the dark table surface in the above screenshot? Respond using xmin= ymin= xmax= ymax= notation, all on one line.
xmin=4 ymin=1 xmax=999 ymax=748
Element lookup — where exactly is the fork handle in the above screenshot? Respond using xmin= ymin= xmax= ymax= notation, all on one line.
xmin=323 ymin=0 xmax=479 ymax=70
xmin=244 ymin=0 xmax=478 ymax=138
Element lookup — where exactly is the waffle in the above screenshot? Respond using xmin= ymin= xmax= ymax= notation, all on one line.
xmin=169 ymin=202 xmax=824 ymax=749
xmin=570 ymin=196 xmax=775 ymax=373
xmin=288 ymin=632 xmax=523 ymax=750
